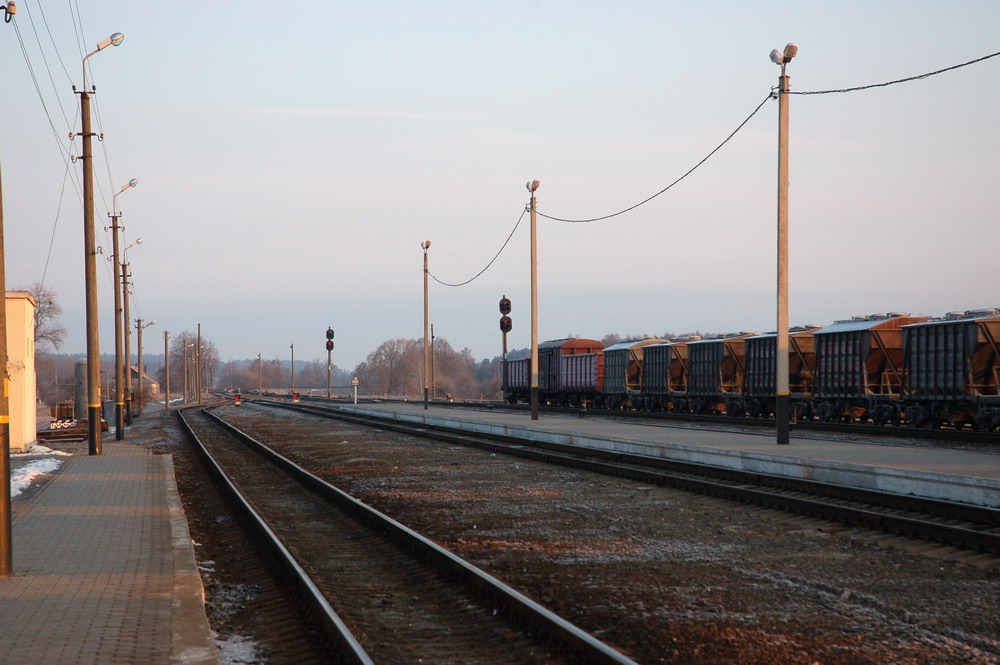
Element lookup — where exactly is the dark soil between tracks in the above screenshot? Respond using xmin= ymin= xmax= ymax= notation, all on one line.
xmin=134 ymin=404 xmax=1000 ymax=665
xmin=128 ymin=406 xmax=333 ymax=665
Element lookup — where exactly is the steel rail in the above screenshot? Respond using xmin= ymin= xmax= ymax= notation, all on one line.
xmin=457 ymin=401 xmax=1000 ymax=445
xmin=176 ymin=406 xmax=376 ymax=665
xmin=195 ymin=404 xmax=641 ymax=665
xmin=253 ymin=399 xmax=1000 ymax=555
xmin=275 ymin=393 xmax=999 ymax=445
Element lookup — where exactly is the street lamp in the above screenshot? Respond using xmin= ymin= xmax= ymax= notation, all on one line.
xmin=78 ymin=30 xmax=124 ymax=454
xmin=770 ymin=42 xmax=797 ymax=445
xmin=182 ymin=342 xmax=195 ymax=405
xmin=110 ymin=178 xmax=137 ymax=439
xmin=196 ymin=324 xmax=204 ymax=404
xmin=1 ymin=2 xmax=18 ymax=577
xmin=527 ymin=179 xmax=540 ymax=420
xmin=163 ymin=330 xmax=170 ymax=410
xmin=121 ymin=237 xmax=142 ymax=425
xmin=421 ymin=240 xmax=431 ymax=409
xmin=136 ymin=318 xmax=155 ymax=415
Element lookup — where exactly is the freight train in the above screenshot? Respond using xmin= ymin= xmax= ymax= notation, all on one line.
xmin=503 ymin=309 xmax=1000 ymax=431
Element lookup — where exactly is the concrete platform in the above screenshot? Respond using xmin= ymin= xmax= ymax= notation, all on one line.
xmin=342 ymin=403 xmax=1000 ymax=509
xmin=0 ymin=443 xmax=217 ymax=665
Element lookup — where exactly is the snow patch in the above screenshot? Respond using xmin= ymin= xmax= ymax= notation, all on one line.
xmin=10 ymin=458 xmax=64 ymax=498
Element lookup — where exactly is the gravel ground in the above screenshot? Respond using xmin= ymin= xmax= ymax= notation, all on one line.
xmin=213 ymin=403 xmax=1000 ymax=665
xmin=29 ymin=403 xmax=996 ymax=665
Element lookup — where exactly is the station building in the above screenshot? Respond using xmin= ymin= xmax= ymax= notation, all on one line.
xmin=6 ymin=291 xmax=37 ymax=451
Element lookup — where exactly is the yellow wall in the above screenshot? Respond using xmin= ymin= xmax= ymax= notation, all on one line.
xmin=6 ymin=292 xmax=36 ymax=451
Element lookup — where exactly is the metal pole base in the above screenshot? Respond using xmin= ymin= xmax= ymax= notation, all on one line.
xmin=530 ymin=387 xmax=539 ymax=420
xmin=776 ymin=395 xmax=790 ymax=445
xmin=88 ymin=405 xmax=102 ymax=455
xmin=115 ymin=404 xmax=125 ymax=441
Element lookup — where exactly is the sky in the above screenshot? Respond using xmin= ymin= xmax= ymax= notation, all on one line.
xmin=1 ymin=1 xmax=998 ymax=371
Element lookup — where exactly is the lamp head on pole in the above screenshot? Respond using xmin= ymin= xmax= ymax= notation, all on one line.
xmin=769 ymin=43 xmax=798 ymax=74
xmin=96 ymin=32 xmax=125 ymax=51
xmin=116 ymin=177 xmax=138 ymax=195
xmin=82 ymin=31 xmax=125 ymax=94
xmin=526 ymin=179 xmax=540 ymax=193
xmin=421 ymin=240 xmax=431 ymax=251
xmin=113 ymin=177 xmax=138 ymax=216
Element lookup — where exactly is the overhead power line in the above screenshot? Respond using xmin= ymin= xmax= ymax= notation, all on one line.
xmin=428 ymin=207 xmax=528 ymax=287
xmin=792 ymin=49 xmax=1000 ymax=95
xmin=537 ymin=94 xmax=774 ymax=224
xmin=537 ymin=48 xmax=1000 ymax=225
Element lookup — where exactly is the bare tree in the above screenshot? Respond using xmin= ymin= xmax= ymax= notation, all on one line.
xmin=429 ymin=339 xmax=479 ymax=398
xmin=158 ymin=331 xmax=221 ymax=397
xmin=354 ymin=338 xmax=420 ymax=396
xmin=21 ymin=282 xmax=66 ymax=354
xmin=352 ymin=337 xmax=493 ymax=400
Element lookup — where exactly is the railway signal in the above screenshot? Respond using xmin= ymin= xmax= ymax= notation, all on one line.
xmin=499 ymin=296 xmax=512 ymax=401
xmin=325 ymin=327 xmax=335 ymax=399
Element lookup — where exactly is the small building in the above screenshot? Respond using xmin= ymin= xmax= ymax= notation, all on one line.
xmin=129 ymin=365 xmax=161 ymax=396
xmin=6 ymin=292 xmax=37 ymax=451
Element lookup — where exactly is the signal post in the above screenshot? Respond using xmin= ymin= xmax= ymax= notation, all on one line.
xmin=325 ymin=327 xmax=334 ymax=399
xmin=499 ymin=295 xmax=512 ymax=402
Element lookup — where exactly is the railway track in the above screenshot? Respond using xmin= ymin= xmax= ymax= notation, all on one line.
xmin=178 ymin=405 xmax=638 ymax=665
xmin=254 ymin=398 xmax=1000 ymax=558
xmin=454 ymin=401 xmax=1000 ymax=445
xmin=271 ymin=393 xmax=999 ymax=445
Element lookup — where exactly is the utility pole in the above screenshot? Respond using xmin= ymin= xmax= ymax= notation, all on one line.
xmin=771 ymin=43 xmax=797 ymax=445
xmin=78 ymin=31 xmax=125 ymax=451
xmin=163 ymin=331 xmax=170 ymax=409
xmin=257 ymin=352 xmax=261 ymax=393
xmin=110 ymin=204 xmax=124 ymax=437
xmin=0 ymin=158 xmax=13 ymax=575
xmin=290 ymin=343 xmax=295 ymax=395
xmin=122 ymin=261 xmax=132 ymax=426
xmin=196 ymin=323 xmax=202 ymax=404
xmin=0 ymin=0 xmax=15 ymax=577
xmin=421 ymin=241 xmax=431 ymax=409
xmin=182 ymin=342 xmax=189 ymax=406
xmin=136 ymin=319 xmax=153 ymax=414
xmin=527 ymin=180 xmax=540 ymax=420
xmin=109 ymin=178 xmax=135 ymax=438
xmin=81 ymin=72 xmax=102 ymax=452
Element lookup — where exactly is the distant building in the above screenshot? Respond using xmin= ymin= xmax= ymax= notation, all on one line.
xmin=6 ymin=292 xmax=37 ymax=451
xmin=129 ymin=365 xmax=160 ymax=395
